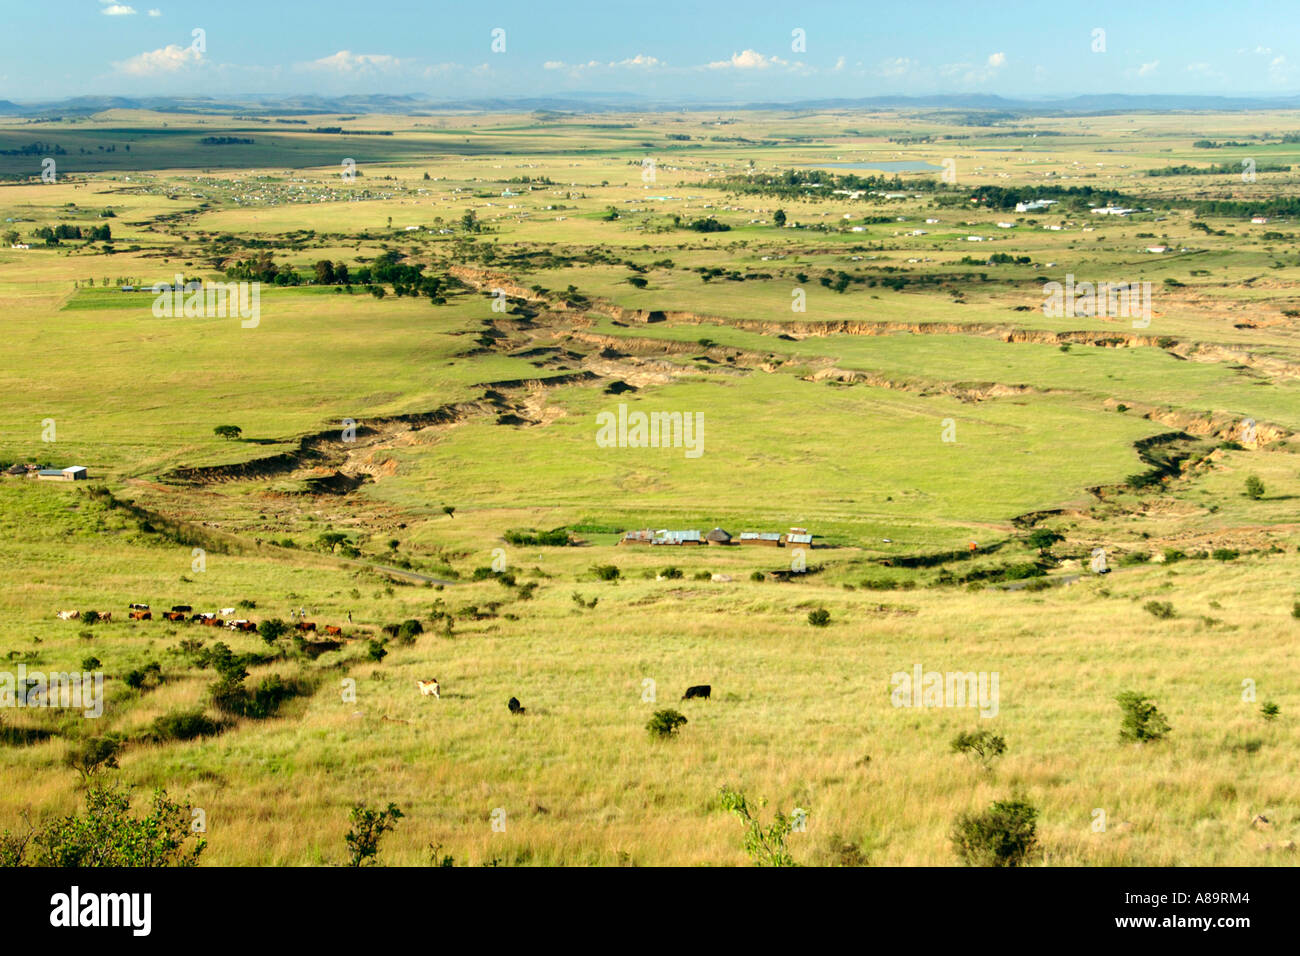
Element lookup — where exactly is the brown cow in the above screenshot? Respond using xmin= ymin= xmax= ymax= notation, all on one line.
xmin=163 ymin=611 xmax=185 ymax=622
xmin=236 ymin=621 xmax=257 ymax=632
xmin=201 ymin=617 xmax=224 ymax=627
xmin=294 ymin=621 xmax=316 ymax=633
xmin=322 ymin=625 xmax=342 ymax=636
xmin=98 ymin=612 xmax=111 ymax=623
xmin=129 ymin=610 xmax=151 ymax=621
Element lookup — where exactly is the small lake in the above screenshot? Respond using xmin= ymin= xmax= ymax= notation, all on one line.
xmin=798 ymin=160 xmax=944 ymax=172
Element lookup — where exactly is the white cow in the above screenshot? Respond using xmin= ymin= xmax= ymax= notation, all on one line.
xmin=416 ymin=679 xmax=440 ymax=698
xmin=219 ymin=607 xmax=235 ymax=616
xmin=57 ymin=610 xmax=80 ymax=620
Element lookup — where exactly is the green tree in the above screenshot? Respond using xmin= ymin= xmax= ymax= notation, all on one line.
xmin=257 ymin=618 xmax=287 ymax=644
xmin=951 ymin=799 xmax=1038 ymax=867
xmin=0 ymin=785 xmax=205 ymax=867
xmin=646 ymin=709 xmax=687 ymax=739
xmin=345 ymin=802 xmax=403 ymax=866
xmin=718 ymin=786 xmax=800 ymax=866
xmin=773 ymin=209 xmax=787 ymax=227
xmin=63 ymin=735 xmax=122 ymax=782
xmin=951 ymin=729 xmax=1007 ymax=768
xmin=213 ymin=425 xmax=242 ymax=441
xmin=1116 ymin=691 xmax=1171 ymax=742
xmin=1026 ymin=529 xmax=1063 ymax=555
xmin=1245 ymin=475 xmax=1265 ymax=499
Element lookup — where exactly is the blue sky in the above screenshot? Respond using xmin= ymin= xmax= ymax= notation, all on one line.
xmin=3 ymin=0 xmax=1300 ymax=102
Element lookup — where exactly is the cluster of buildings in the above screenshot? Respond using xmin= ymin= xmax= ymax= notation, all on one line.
xmin=4 ymin=464 xmax=87 ymax=481
xmin=619 ymin=527 xmax=812 ymax=547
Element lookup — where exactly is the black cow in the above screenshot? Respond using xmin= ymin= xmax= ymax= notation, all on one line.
xmin=681 ymin=684 xmax=711 ymax=700
xmin=171 ymin=605 xmax=192 ymax=613
xmin=508 ymin=696 xmax=526 ymax=715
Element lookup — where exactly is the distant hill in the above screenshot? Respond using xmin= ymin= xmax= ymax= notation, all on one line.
xmin=3 ymin=91 xmax=1300 ymax=117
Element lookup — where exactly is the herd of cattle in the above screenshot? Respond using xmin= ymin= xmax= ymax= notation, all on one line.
xmin=55 ymin=604 xmax=344 ymax=636
xmin=55 ymin=605 xmax=711 ymax=716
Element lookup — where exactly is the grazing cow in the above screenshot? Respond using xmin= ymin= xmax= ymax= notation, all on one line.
xmin=508 ymin=696 xmax=526 ymax=715
xmin=219 ymin=607 xmax=235 ymax=617
xmin=417 ymin=679 xmax=440 ymax=698
xmin=201 ymin=617 xmax=223 ymax=627
xmin=323 ymin=625 xmax=342 ymax=636
xmin=128 ymin=603 xmax=150 ymax=611
xmin=98 ymin=612 xmax=111 ymax=623
xmin=171 ymin=605 xmax=192 ymax=613
xmin=129 ymin=610 xmax=151 ymax=621
xmin=57 ymin=610 xmax=80 ymax=621
xmin=681 ymin=684 xmax=711 ymax=701
xmin=238 ymin=621 xmax=258 ymax=632
xmin=294 ymin=621 xmax=316 ymax=633
xmin=163 ymin=611 xmax=186 ymax=622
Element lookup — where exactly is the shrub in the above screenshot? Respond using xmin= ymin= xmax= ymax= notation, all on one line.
xmin=1143 ymin=600 xmax=1176 ymax=619
xmin=750 ymin=570 xmax=766 ymax=582
xmin=807 ymin=607 xmax=831 ymax=627
xmin=591 ymin=564 xmax=620 ymax=581
xmin=0 ymin=785 xmax=205 ymax=867
xmin=659 ymin=566 xmax=683 ymax=580
xmin=1261 ymin=701 xmax=1280 ymax=722
xmin=123 ymin=662 xmax=162 ymax=691
xmin=646 ymin=709 xmax=687 ymax=739
xmin=258 ymin=618 xmax=287 ymax=644
xmin=344 ymin=802 xmax=403 ymax=867
xmin=366 ymin=640 xmax=387 ymax=662
xmin=1025 ymin=529 xmax=1063 ymax=554
xmin=1244 ymin=475 xmax=1265 ymax=499
xmin=63 ymin=735 xmax=122 ymax=781
xmin=210 ymin=671 xmax=311 ymax=720
xmin=951 ymin=799 xmax=1038 ymax=867
xmin=1211 ymin=548 xmax=1239 ymax=561
xmin=950 ymin=729 xmax=1007 ymax=767
xmin=80 ymin=657 xmax=101 ymax=671
xmin=718 ymin=786 xmax=799 ymax=867
xmin=150 ymin=709 xmax=221 ymax=742
xmin=1116 ymin=691 xmax=1171 ymax=742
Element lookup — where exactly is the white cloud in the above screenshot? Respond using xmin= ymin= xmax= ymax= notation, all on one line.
xmin=1138 ymin=60 xmax=1159 ymax=76
xmin=543 ymin=55 xmax=663 ymax=74
xmin=707 ymin=49 xmax=787 ymax=70
xmin=300 ymin=50 xmax=407 ymax=72
xmin=147 ymin=8 xmax=161 ymax=15
xmin=1268 ymin=54 xmax=1292 ymax=84
xmin=876 ymin=56 xmax=916 ymax=78
xmin=833 ymin=55 xmax=845 ymax=71
xmin=100 ymin=2 xmax=138 ymax=15
xmin=939 ymin=54 xmax=1006 ymax=85
xmin=612 ymin=54 xmax=662 ymax=68
xmin=113 ymin=43 xmax=202 ymax=75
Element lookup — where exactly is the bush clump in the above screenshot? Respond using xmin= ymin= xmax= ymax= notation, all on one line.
xmin=149 ymin=709 xmax=221 ymax=742
xmin=646 ymin=709 xmax=688 ymax=739
xmin=1116 ymin=691 xmax=1171 ymax=742
xmin=951 ymin=799 xmax=1038 ymax=867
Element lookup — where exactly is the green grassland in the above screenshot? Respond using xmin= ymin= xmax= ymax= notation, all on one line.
xmin=1 ymin=106 xmax=1299 ymax=866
